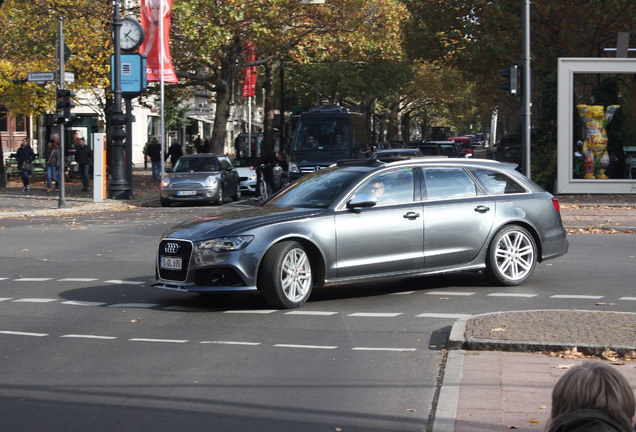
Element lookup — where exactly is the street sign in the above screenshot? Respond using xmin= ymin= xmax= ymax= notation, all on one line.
xmin=27 ymin=72 xmax=54 ymax=83
xmin=64 ymin=43 xmax=73 ymax=64
xmin=64 ymin=71 xmax=75 ymax=83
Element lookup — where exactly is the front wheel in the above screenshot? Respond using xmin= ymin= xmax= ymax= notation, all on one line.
xmin=212 ymin=185 xmax=223 ymax=206
xmin=485 ymin=225 xmax=537 ymax=286
xmin=232 ymin=181 xmax=241 ymax=201
xmin=258 ymin=241 xmax=313 ymax=309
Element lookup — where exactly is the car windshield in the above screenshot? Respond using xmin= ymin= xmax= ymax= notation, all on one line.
xmin=173 ymin=157 xmax=219 ymax=173
xmin=266 ymin=166 xmax=367 ymax=209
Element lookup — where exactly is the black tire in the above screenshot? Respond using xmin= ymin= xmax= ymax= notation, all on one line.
xmin=213 ymin=185 xmax=223 ymax=206
xmin=232 ymin=182 xmax=241 ymax=201
xmin=258 ymin=181 xmax=271 ymax=205
xmin=485 ymin=225 xmax=537 ymax=286
xmin=258 ymin=241 xmax=313 ymax=309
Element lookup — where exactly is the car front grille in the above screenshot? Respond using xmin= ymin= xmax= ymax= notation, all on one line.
xmin=172 ymin=182 xmax=203 ymax=188
xmin=158 ymin=239 xmax=193 ymax=282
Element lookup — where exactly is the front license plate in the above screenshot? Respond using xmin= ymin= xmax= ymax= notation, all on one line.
xmin=160 ymin=256 xmax=182 ymax=270
xmin=176 ymin=190 xmax=197 ymax=196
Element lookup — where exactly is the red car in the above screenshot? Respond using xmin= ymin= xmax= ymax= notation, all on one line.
xmin=448 ymin=136 xmax=474 ymax=157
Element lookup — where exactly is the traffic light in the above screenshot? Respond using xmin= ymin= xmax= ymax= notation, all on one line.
xmin=499 ymin=65 xmax=518 ymax=95
xmin=55 ymin=88 xmax=76 ymax=125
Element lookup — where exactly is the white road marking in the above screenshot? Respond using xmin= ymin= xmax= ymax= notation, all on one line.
xmin=390 ymin=291 xmax=416 ymax=295
xmin=0 ymin=298 xmax=12 ymax=302
xmin=13 ymin=278 xmax=53 ymax=282
xmin=62 ymin=301 xmax=106 ymax=307
xmin=58 ymin=278 xmax=99 ymax=282
xmin=201 ymin=341 xmax=261 ymax=346
xmin=487 ymin=293 xmax=538 ymax=297
xmin=104 ymin=280 xmax=145 ymax=285
xmin=12 ymin=298 xmax=57 ymax=303
xmin=284 ymin=311 xmax=338 ymax=316
xmin=347 ymin=312 xmax=402 ymax=317
xmin=0 ymin=330 xmax=48 ymax=337
xmin=61 ymin=334 xmax=116 ymax=340
xmin=416 ymin=313 xmax=471 ymax=319
xmin=129 ymin=338 xmax=189 ymax=343
xmin=550 ymin=295 xmax=603 ymax=299
xmin=352 ymin=347 xmax=417 ymax=352
xmin=223 ymin=310 xmax=277 ymax=314
xmin=425 ymin=291 xmax=475 ymax=296
xmin=619 ymin=297 xmax=636 ymax=301
xmin=274 ymin=344 xmax=337 ymax=350
xmin=108 ymin=303 xmax=158 ymax=308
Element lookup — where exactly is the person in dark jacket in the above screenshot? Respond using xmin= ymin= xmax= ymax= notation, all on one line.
xmin=165 ymin=141 xmax=183 ymax=168
xmin=74 ymin=138 xmax=92 ymax=191
xmin=547 ymin=361 xmax=635 ymax=432
xmin=16 ymin=138 xmax=35 ymax=191
xmin=145 ymin=138 xmax=162 ymax=180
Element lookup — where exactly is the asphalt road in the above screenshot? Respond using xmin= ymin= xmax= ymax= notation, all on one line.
xmin=1 ymin=204 xmax=635 ymax=431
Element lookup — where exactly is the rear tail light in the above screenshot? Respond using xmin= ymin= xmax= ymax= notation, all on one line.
xmin=552 ymin=197 xmax=560 ymax=212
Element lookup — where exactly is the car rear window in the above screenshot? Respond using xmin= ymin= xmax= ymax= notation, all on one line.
xmin=469 ymin=168 xmax=526 ymax=195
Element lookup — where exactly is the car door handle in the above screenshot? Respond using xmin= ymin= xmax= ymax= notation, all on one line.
xmin=474 ymin=205 xmax=490 ymax=213
xmin=403 ymin=212 xmax=420 ymax=220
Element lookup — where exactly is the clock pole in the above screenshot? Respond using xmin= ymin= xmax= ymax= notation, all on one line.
xmin=108 ymin=0 xmax=131 ymax=199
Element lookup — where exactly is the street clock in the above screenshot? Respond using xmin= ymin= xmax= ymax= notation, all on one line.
xmin=116 ymin=18 xmax=144 ymax=51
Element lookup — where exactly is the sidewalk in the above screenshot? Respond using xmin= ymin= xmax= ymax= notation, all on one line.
xmin=434 ymin=310 xmax=636 ymax=432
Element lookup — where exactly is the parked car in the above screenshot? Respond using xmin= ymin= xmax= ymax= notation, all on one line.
xmin=159 ymin=154 xmax=241 ymax=206
xmin=232 ymin=157 xmax=286 ymax=195
xmin=448 ymin=136 xmax=474 ymax=157
xmin=407 ymin=141 xmax=464 ymax=158
xmin=153 ymin=158 xmax=568 ymax=309
xmin=232 ymin=157 xmax=258 ymax=194
xmin=371 ymin=148 xmax=421 ymax=160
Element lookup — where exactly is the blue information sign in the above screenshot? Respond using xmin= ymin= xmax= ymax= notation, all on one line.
xmin=111 ymin=53 xmax=147 ymax=95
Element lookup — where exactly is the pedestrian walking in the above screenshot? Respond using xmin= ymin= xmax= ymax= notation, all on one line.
xmin=75 ymin=138 xmax=92 ymax=191
xmin=165 ymin=141 xmax=183 ymax=168
xmin=15 ymin=138 xmax=35 ymax=191
xmin=145 ymin=138 xmax=162 ymax=180
xmin=45 ymin=139 xmax=60 ymax=192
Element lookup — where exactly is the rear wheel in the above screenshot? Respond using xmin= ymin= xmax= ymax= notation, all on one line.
xmin=485 ymin=225 xmax=537 ymax=286
xmin=258 ymin=180 xmax=271 ymax=205
xmin=258 ymin=241 xmax=312 ymax=309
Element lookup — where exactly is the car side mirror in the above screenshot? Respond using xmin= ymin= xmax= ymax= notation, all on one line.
xmin=346 ymin=194 xmax=377 ymax=210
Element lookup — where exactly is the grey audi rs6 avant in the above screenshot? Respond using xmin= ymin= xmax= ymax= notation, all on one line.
xmin=153 ymin=158 xmax=568 ymax=309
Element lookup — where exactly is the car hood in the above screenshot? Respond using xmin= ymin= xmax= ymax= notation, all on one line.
xmin=163 ymin=206 xmax=325 ymax=240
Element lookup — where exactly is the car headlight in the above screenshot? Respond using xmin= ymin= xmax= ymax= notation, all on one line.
xmin=197 ymin=236 xmax=254 ymax=252
xmin=249 ymin=174 xmax=257 ymax=181
xmin=161 ymin=179 xmax=170 ymax=188
xmin=206 ymin=176 xmax=218 ymax=186
xmin=289 ymin=162 xmax=300 ymax=173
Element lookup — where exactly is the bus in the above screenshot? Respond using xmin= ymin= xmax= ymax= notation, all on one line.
xmin=286 ymin=104 xmax=370 ymax=181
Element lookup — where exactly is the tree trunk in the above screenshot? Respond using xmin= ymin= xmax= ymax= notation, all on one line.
xmin=210 ymin=81 xmax=230 ymax=154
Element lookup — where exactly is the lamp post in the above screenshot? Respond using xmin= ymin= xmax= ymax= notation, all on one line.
xmin=108 ymin=0 xmax=132 ymax=199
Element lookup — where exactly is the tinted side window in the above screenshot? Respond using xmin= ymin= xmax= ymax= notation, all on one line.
xmin=469 ymin=168 xmax=526 ymax=195
xmin=423 ymin=167 xmax=478 ymax=200
xmin=355 ymin=168 xmax=415 ymax=206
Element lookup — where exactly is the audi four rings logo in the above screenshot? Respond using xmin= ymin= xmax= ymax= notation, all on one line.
xmin=164 ymin=242 xmax=180 ymax=254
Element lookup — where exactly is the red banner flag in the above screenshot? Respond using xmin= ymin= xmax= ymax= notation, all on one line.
xmin=140 ymin=0 xmax=178 ymax=83
xmin=242 ymin=41 xmax=256 ymax=97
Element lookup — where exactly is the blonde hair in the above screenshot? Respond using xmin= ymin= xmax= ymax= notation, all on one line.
xmin=551 ymin=361 xmax=635 ymax=426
